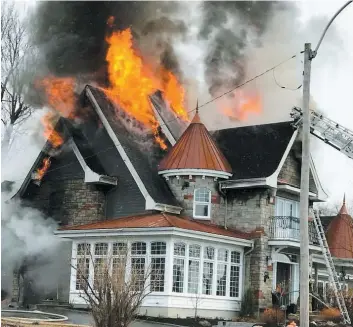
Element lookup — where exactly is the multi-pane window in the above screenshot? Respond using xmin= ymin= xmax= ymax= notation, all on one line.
xmin=230 ymin=251 xmax=241 ymax=298
xmin=113 ymin=242 xmax=127 ymax=256
xmin=188 ymin=245 xmax=201 ymax=293
xmin=150 ymin=242 xmax=166 ymax=292
xmin=217 ymin=249 xmax=228 ymax=296
xmin=131 ymin=242 xmax=146 ymax=255
xmin=93 ymin=243 xmax=108 ymax=288
xmin=94 ymin=257 xmax=107 ymax=288
xmin=193 ymin=188 xmax=211 ymax=219
xmin=112 ymin=243 xmax=127 ymax=283
xmin=95 ymin=243 xmax=108 ymax=256
xmin=76 ymin=258 xmax=89 ymax=290
xmin=76 ymin=243 xmax=91 ymax=290
xmin=203 ymin=246 xmax=214 ymax=295
xmin=131 ymin=242 xmax=146 ymax=291
xmin=173 ymin=243 xmax=185 ymax=293
xmin=77 ymin=243 xmax=91 ymax=256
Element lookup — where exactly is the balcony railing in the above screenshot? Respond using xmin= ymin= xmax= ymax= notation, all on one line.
xmin=269 ymin=216 xmax=319 ymax=245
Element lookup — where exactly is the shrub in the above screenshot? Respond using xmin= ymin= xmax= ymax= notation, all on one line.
xmin=239 ymin=288 xmax=255 ymax=317
xmin=319 ymin=307 xmax=341 ymax=321
xmin=261 ymin=308 xmax=285 ymax=326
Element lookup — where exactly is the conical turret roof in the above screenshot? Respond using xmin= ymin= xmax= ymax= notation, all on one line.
xmin=158 ymin=107 xmax=232 ymax=176
xmin=326 ymin=194 xmax=353 ymax=259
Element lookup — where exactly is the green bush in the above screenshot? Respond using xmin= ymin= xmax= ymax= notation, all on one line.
xmin=239 ymin=288 xmax=255 ymax=317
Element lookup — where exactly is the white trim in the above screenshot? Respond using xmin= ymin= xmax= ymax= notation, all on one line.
xmin=159 ymin=168 xmax=232 ymax=180
xmin=267 ymin=129 xmax=299 ymax=182
xmin=221 ymin=177 xmax=272 ymax=189
xmin=85 ymin=87 xmax=182 ymax=214
xmin=309 ymin=156 xmax=328 ymax=201
xmin=193 ymin=188 xmax=211 ymax=219
xmin=55 ymin=227 xmax=254 ymax=248
xmin=150 ymin=100 xmax=176 ymax=146
xmin=69 ymin=138 xmax=117 ymax=185
xmin=269 ymin=240 xmax=322 ymax=252
xmin=277 ymin=184 xmax=317 ymax=199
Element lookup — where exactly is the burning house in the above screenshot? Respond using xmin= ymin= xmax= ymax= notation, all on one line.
xmin=5 ymin=9 xmax=353 ymax=318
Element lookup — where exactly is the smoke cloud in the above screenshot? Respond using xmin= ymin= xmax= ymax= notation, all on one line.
xmin=1 ymin=193 xmax=65 ymax=299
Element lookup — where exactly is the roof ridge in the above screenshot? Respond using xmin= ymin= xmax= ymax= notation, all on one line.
xmin=161 ymin=212 xmax=175 ymax=227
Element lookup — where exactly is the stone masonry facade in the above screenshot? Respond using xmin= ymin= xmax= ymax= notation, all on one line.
xmin=165 ymin=174 xmax=276 ymax=310
xmin=23 ymin=179 xmax=106 ymax=226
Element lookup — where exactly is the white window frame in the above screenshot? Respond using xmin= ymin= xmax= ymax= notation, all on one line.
xmin=170 ymin=240 xmax=243 ymax=300
xmin=275 ymin=197 xmax=299 ymax=218
xmin=193 ymin=188 xmax=212 ymax=219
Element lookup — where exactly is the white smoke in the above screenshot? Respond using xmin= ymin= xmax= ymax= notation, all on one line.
xmin=1 ymin=111 xmax=67 ymax=301
xmin=1 ymin=194 xmax=64 ymax=295
xmin=167 ymin=2 xmax=343 ymax=130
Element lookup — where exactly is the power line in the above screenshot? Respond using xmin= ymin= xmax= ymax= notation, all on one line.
xmin=9 ymin=53 xmax=299 ymax=185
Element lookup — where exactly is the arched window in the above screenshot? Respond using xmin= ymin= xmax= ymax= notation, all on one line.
xmin=193 ymin=188 xmax=211 ymax=219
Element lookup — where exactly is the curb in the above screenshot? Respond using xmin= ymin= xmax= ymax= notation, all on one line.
xmin=135 ymin=319 xmax=186 ymax=327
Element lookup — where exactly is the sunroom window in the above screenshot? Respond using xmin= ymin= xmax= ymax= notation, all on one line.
xmin=193 ymin=188 xmax=211 ymax=219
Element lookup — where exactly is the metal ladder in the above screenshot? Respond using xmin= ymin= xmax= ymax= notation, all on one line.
xmin=312 ymin=210 xmax=351 ymax=324
xmin=291 ymin=107 xmax=353 ymax=159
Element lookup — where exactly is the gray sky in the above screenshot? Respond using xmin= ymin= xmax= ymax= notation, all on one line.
xmin=3 ymin=0 xmax=353 ymax=207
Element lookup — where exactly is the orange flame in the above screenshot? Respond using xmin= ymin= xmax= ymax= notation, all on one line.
xmin=35 ymin=157 xmax=51 ymax=180
xmin=37 ymin=76 xmax=76 ymax=119
xmin=41 ymin=112 xmax=63 ymax=148
xmin=104 ymin=28 xmax=188 ymax=149
xmin=221 ymin=91 xmax=262 ymax=121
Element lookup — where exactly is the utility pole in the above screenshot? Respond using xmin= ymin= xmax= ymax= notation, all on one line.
xmin=299 ymin=42 xmax=312 ymax=327
xmin=299 ymin=2 xmax=352 ymax=326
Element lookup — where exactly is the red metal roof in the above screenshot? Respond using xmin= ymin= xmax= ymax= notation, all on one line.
xmin=158 ymin=110 xmax=232 ymax=173
xmin=58 ymin=212 xmax=251 ymax=240
xmin=326 ymin=196 xmax=353 ymax=259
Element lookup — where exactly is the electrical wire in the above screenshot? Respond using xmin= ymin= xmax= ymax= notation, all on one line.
xmin=272 ymin=69 xmax=302 ymax=91
xmin=8 ymin=53 xmax=300 ymax=185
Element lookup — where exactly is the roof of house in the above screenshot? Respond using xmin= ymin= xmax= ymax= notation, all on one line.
xmin=158 ymin=110 xmax=232 ymax=174
xmin=212 ymin=121 xmax=296 ymax=179
xmin=326 ymin=198 xmax=353 ymax=259
xmin=86 ymin=86 xmax=178 ymax=206
xmin=58 ymin=211 xmax=252 ymax=240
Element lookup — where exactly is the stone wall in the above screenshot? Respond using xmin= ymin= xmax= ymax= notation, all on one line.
xmin=165 ymin=175 xmax=224 ymax=221
xmin=278 ymin=150 xmax=318 ymax=194
xmin=23 ymin=179 xmax=106 ymax=226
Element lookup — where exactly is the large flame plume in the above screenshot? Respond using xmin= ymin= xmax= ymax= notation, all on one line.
xmin=104 ymin=28 xmax=189 ymax=149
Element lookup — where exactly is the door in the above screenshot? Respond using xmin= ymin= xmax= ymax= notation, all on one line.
xmin=276 ymin=262 xmax=291 ymax=305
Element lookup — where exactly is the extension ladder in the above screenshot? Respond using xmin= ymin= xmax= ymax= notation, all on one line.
xmin=291 ymin=107 xmax=353 ymax=160
xmin=312 ymin=210 xmax=351 ymax=324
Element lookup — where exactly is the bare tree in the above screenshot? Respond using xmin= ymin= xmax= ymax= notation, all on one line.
xmin=316 ymin=201 xmax=353 ymax=216
xmin=1 ymin=2 xmax=35 ymax=157
xmin=72 ymin=243 xmax=162 ymax=327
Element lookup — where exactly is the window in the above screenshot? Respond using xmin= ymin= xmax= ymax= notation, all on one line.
xmin=150 ymin=242 xmax=166 ymax=292
xmin=112 ymin=243 xmax=127 ymax=283
xmin=202 ymin=247 xmax=215 ymax=295
xmin=188 ymin=245 xmax=201 ymax=293
xmin=76 ymin=243 xmax=90 ymax=290
xmin=217 ymin=248 xmax=228 ymax=296
xmin=193 ymin=188 xmax=211 ymax=219
xmin=95 ymin=243 xmax=108 ymax=256
xmin=94 ymin=243 xmax=108 ymax=288
xmin=173 ymin=243 xmax=185 ymax=293
xmin=230 ymin=251 xmax=241 ymax=298
xmin=113 ymin=242 xmax=127 ymax=256
xmin=131 ymin=242 xmax=146 ymax=291
xmin=76 ymin=258 xmax=89 ymax=290
xmin=275 ymin=197 xmax=299 ymax=218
